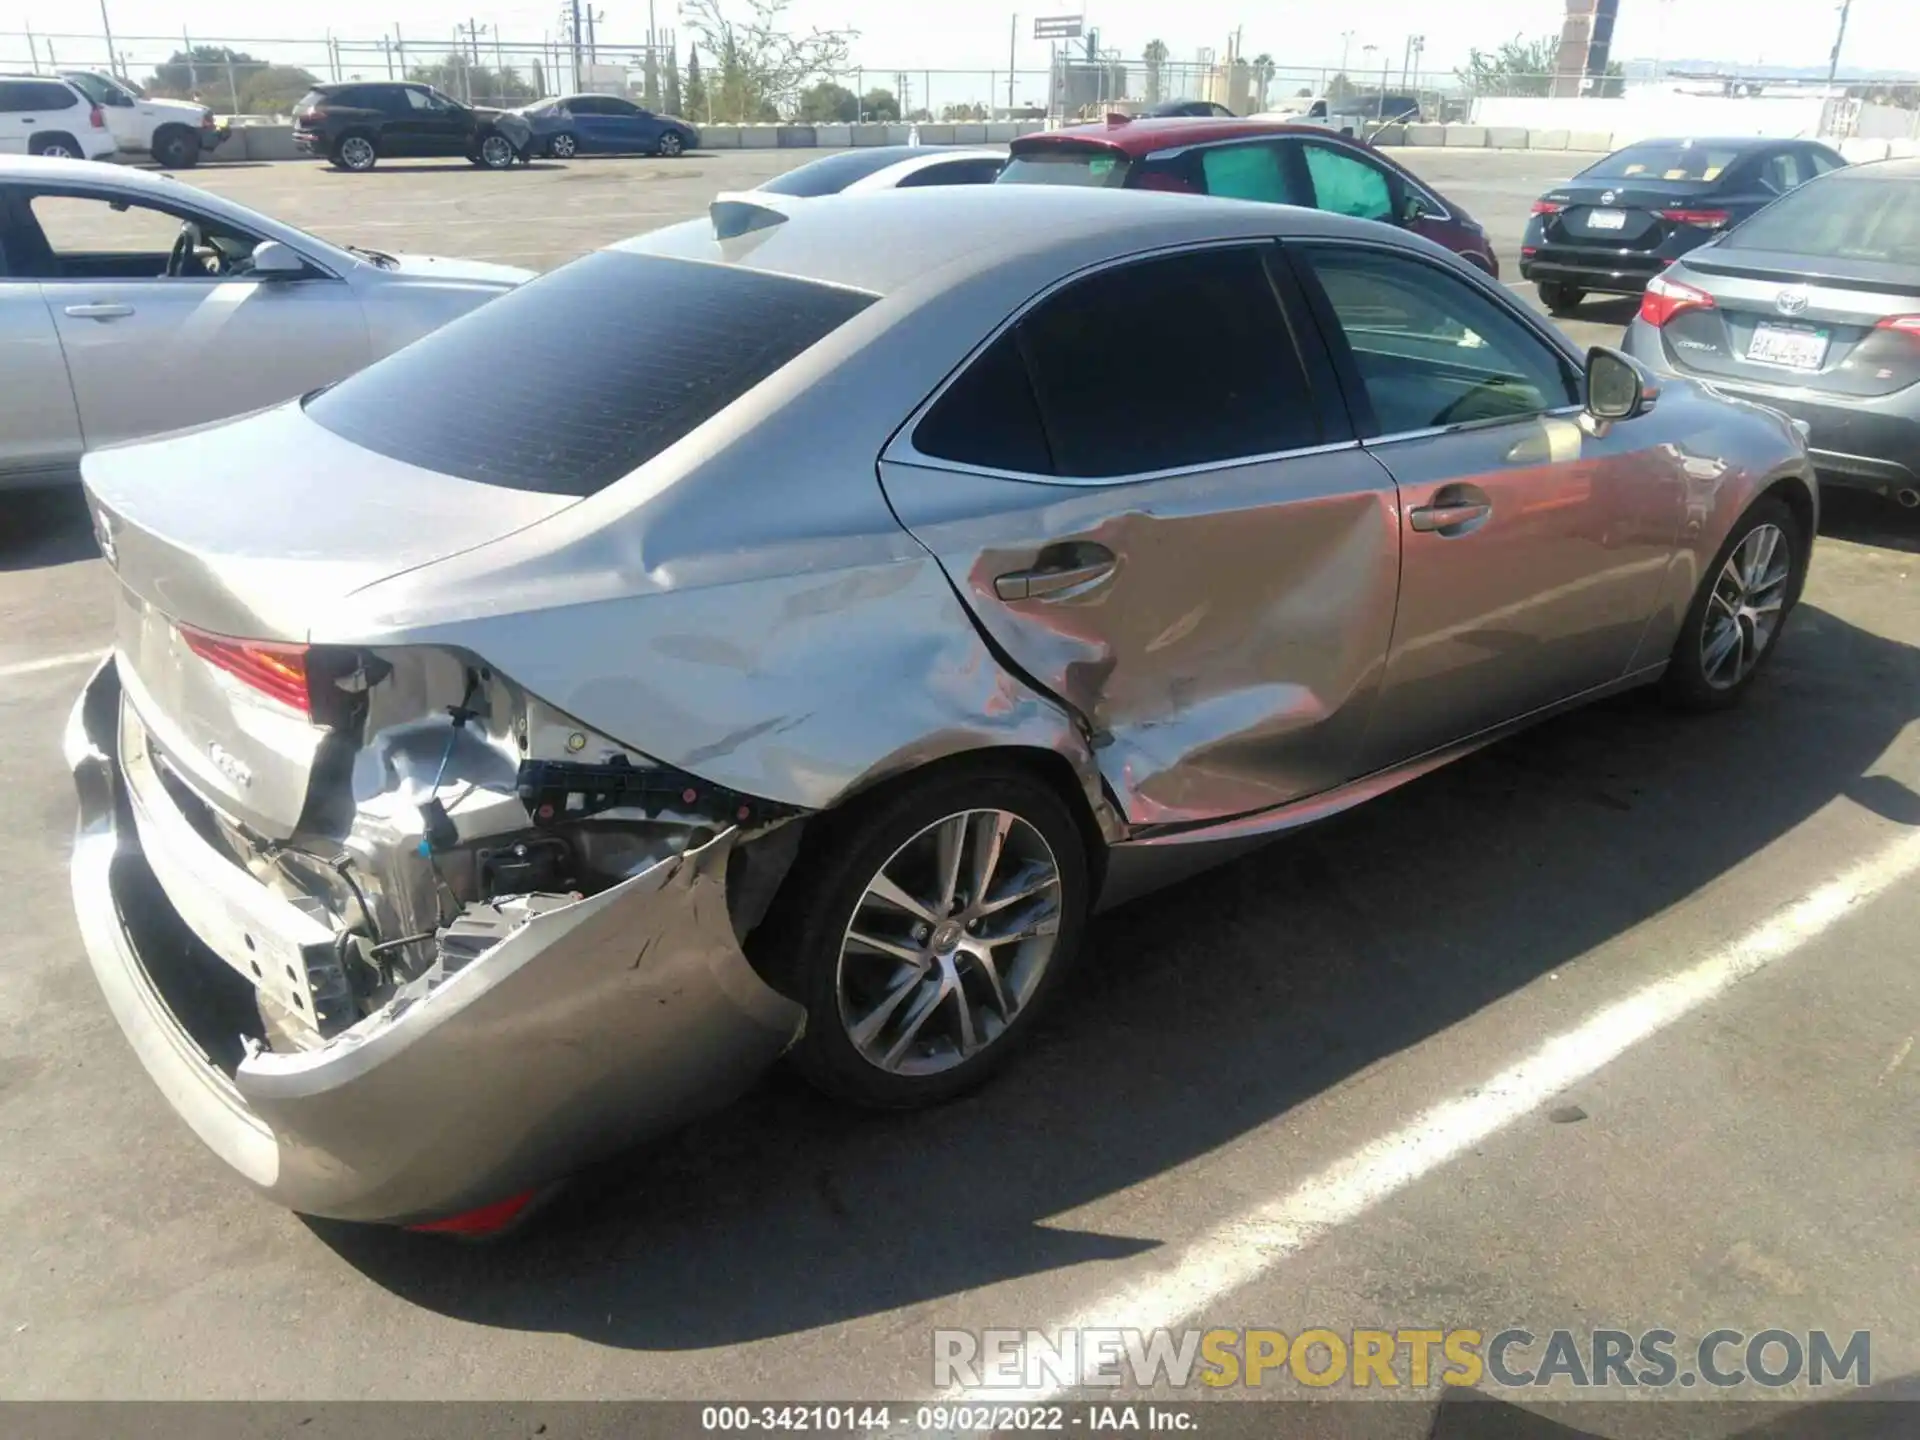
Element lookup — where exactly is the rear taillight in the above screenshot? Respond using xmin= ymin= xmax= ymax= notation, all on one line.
xmin=1639 ymin=272 xmax=1716 ymax=327
xmin=1874 ymin=315 xmax=1920 ymax=340
xmin=1530 ymin=199 xmax=1564 ymax=215
xmin=1656 ymin=207 xmax=1731 ymax=229
xmin=89 ymin=104 xmax=105 ymax=129
xmin=296 ymin=108 xmax=320 ymax=127
xmin=181 ymin=627 xmax=312 ymax=715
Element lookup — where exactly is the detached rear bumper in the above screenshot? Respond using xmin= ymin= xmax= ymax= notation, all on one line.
xmin=65 ymin=659 xmax=804 ymax=1225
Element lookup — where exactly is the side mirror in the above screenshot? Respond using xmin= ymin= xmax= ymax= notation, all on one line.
xmin=1586 ymin=346 xmax=1658 ymax=423
xmin=250 ymin=240 xmax=306 ymax=278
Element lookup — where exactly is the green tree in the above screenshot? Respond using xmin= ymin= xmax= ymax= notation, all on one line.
xmin=797 ymin=80 xmax=859 ymax=122
xmin=1325 ymin=71 xmax=1358 ymax=105
xmin=1250 ymin=53 xmax=1275 ymax=112
xmin=683 ymin=0 xmax=854 ymax=121
xmin=1142 ymin=38 xmax=1168 ymax=103
xmin=1456 ymin=32 xmax=1624 ymax=98
xmin=408 ymin=56 xmax=536 ymax=106
xmin=685 ymin=45 xmax=708 ymax=120
xmin=238 ymin=65 xmax=321 ymax=115
xmin=664 ymin=47 xmax=682 ymax=114
xmin=144 ymin=46 xmax=253 ymax=98
xmin=860 ymin=87 xmax=900 ymax=121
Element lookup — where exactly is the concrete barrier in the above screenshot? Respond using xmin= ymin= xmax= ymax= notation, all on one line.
xmin=811 ymin=123 xmax=851 ymax=147
xmin=849 ymin=123 xmax=889 ymax=145
xmin=950 ymin=123 xmax=988 ymax=145
xmin=1370 ymin=123 xmax=1407 ymax=147
xmin=699 ymin=124 xmax=740 ymax=148
xmin=737 ymin=125 xmax=779 ymax=149
xmin=241 ymin=125 xmax=303 ymax=161
xmin=985 ymin=121 xmax=1020 ymax=142
xmin=1840 ymin=137 xmax=1892 ymax=163
xmin=1527 ymin=129 xmax=1570 ymax=150
xmin=1486 ymin=126 xmax=1529 ymax=149
xmin=883 ymin=124 xmax=913 ymax=145
xmin=1444 ymin=125 xmax=1489 ymax=148
xmin=913 ymin=123 xmax=957 ymax=145
xmin=1886 ymin=137 xmax=1920 ymax=159
xmin=1405 ymin=124 xmax=1447 ymax=146
xmin=775 ymin=125 xmax=815 ymax=147
xmin=1567 ymin=130 xmax=1613 ymax=151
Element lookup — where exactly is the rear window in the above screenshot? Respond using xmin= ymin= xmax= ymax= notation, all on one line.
xmin=759 ymin=149 xmax=918 ymax=197
xmin=1720 ymin=175 xmax=1920 ymax=265
xmin=998 ymin=147 xmax=1133 ymax=188
xmin=304 ymin=250 xmax=876 ymax=496
xmin=1582 ymin=142 xmax=1744 ymax=184
xmin=295 ymin=89 xmax=329 ymax=112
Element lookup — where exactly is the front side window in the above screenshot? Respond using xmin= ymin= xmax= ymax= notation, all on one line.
xmin=1305 ymin=248 xmax=1578 ymax=435
xmin=1013 ymin=246 xmax=1321 ymax=477
xmin=1198 ymin=143 xmax=1306 ymax=205
xmin=25 ymin=192 xmax=262 ymax=280
xmin=1760 ymin=151 xmax=1806 ymax=195
xmin=305 ymin=251 xmax=877 ymax=495
xmin=1301 ymin=143 xmax=1395 ymax=223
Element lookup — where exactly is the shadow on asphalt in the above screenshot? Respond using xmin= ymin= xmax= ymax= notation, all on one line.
xmin=1425 ymin=1374 xmax=1920 ymax=1439
xmin=315 ymin=161 xmax=568 ymax=175
xmin=0 ymin=487 xmax=97 ymax=572
xmin=1557 ymin=296 xmax=1640 ymax=329
xmin=307 ymin=589 xmax=1920 ymax=1350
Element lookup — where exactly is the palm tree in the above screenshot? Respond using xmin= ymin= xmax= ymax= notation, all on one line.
xmin=1251 ymin=52 xmax=1275 ymax=111
xmin=1143 ymin=38 xmax=1169 ymax=103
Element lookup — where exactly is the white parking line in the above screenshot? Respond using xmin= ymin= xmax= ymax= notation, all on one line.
xmin=0 ymin=650 xmax=105 ymax=682
xmin=941 ymin=826 xmax=1920 ymax=1405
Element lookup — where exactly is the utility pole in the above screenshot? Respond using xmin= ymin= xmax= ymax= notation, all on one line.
xmin=1824 ymin=0 xmax=1853 ymax=92
xmin=393 ymin=24 xmax=407 ymax=81
xmin=1339 ymin=30 xmax=1354 ymax=80
xmin=1009 ymin=13 xmax=1017 ymax=115
xmin=98 ymin=0 xmax=117 ymax=76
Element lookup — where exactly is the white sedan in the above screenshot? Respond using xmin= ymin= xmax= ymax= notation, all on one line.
xmin=0 ymin=157 xmax=530 ymax=489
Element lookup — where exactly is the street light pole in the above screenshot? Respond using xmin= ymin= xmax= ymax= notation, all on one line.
xmin=1009 ymin=13 xmax=1017 ymax=115
xmin=98 ymin=0 xmax=117 ymax=75
xmin=1824 ymin=0 xmax=1853 ymax=92
xmin=1339 ymin=30 xmax=1354 ymax=80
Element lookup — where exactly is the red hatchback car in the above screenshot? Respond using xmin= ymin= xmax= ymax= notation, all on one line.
xmin=999 ymin=116 xmax=1500 ymax=276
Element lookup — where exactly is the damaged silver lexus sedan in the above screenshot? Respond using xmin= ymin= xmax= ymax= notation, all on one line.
xmin=67 ymin=185 xmax=1817 ymax=1233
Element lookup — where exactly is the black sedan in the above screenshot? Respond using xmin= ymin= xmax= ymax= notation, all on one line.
xmin=1521 ymin=136 xmax=1846 ymax=315
xmin=517 ymin=93 xmax=699 ymax=158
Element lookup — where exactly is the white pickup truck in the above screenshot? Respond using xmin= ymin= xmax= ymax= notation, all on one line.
xmin=60 ymin=69 xmax=227 ymax=167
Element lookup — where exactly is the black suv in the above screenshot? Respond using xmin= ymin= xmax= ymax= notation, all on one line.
xmin=293 ymin=83 xmax=534 ymax=172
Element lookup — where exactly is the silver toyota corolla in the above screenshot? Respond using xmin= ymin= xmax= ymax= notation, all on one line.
xmin=1 ymin=157 xmax=529 ymax=490
xmin=68 ymin=186 xmax=1817 ymax=1234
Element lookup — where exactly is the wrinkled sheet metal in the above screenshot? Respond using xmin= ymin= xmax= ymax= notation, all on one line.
xmin=67 ymin=659 xmax=804 ymax=1224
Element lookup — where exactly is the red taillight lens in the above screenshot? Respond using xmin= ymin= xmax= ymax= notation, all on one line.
xmin=1874 ymin=314 xmax=1920 ymax=339
xmin=1656 ymin=207 xmax=1731 ymax=229
xmin=89 ymin=104 xmax=106 ymax=129
xmin=1531 ymin=199 xmax=1564 ymax=215
xmin=1639 ymin=272 xmax=1716 ymax=328
xmin=181 ymin=627 xmax=311 ymax=715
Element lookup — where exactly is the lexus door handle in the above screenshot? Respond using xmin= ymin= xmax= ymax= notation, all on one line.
xmin=64 ymin=303 xmax=135 ymax=320
xmin=1408 ymin=501 xmax=1492 ymax=533
xmin=994 ymin=560 xmax=1116 ymax=602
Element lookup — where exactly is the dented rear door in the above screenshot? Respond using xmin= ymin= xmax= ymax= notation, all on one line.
xmin=879 ymin=242 xmax=1400 ymax=829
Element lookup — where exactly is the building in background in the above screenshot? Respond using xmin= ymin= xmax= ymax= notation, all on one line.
xmin=1552 ymin=0 xmax=1620 ymax=97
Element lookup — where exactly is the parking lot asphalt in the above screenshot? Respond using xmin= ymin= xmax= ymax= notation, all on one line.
xmin=2 ymin=149 xmax=1918 ymax=1419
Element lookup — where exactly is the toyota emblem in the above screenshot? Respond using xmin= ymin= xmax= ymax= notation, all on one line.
xmin=1775 ymin=287 xmax=1810 ymax=316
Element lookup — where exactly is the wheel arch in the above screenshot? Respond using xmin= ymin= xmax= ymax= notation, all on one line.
xmin=28 ymin=129 xmax=82 ymax=154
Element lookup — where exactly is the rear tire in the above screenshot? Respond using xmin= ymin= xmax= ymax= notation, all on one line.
xmin=1538 ymin=281 xmax=1584 ymax=316
xmin=28 ymin=133 xmax=81 ymax=159
xmin=152 ymin=126 xmax=199 ymax=169
xmin=548 ymin=132 xmax=578 ymax=158
xmin=1662 ymin=495 xmax=1805 ymax=713
xmin=757 ymin=763 xmax=1092 ymax=1111
xmin=655 ymin=130 xmax=685 ymax=157
xmin=331 ymin=133 xmax=378 ymax=171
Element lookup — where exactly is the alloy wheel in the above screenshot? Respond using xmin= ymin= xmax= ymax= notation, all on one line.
xmin=480 ymin=134 xmax=514 ymax=168
xmin=835 ymin=808 xmax=1062 ymax=1077
xmin=551 ymin=133 xmax=576 ymax=158
xmin=40 ymin=143 xmax=75 ymax=158
xmin=658 ymin=132 xmax=683 ymax=156
xmin=1700 ymin=523 xmax=1791 ymax=690
xmin=339 ymin=136 xmax=375 ymax=170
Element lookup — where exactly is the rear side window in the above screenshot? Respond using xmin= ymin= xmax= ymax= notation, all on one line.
xmin=1199 ymin=143 xmax=1305 ymax=204
xmin=896 ymin=157 xmax=1005 ymax=188
xmin=305 ymin=251 xmax=876 ymax=495
xmin=913 ymin=333 xmax=1053 ymax=473
xmin=295 ymin=89 xmax=329 ymax=112
xmin=0 ymin=81 xmax=80 ymax=111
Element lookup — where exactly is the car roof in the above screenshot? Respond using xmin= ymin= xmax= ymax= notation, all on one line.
xmin=1610 ymin=136 xmax=1814 ymax=151
xmin=0 ymin=73 xmax=80 ymax=84
xmin=1011 ymin=114 xmax=1347 ymax=158
xmin=1829 ymin=156 xmax=1920 ymax=179
xmin=618 ymin=182 xmax=1441 ymax=297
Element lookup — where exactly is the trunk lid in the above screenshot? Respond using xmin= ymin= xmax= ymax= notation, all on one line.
xmin=1657 ymin=253 xmax=1920 ymax=398
xmin=1539 ymin=180 xmax=1724 ymax=250
xmin=84 ymin=401 xmax=575 ymax=837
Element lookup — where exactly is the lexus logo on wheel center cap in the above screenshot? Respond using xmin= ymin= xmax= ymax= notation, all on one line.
xmin=1776 ymin=287 xmax=1811 ymax=316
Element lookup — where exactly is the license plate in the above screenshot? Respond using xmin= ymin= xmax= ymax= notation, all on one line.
xmin=1747 ymin=323 xmax=1828 ymax=371
xmin=1587 ymin=208 xmax=1627 ymax=230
